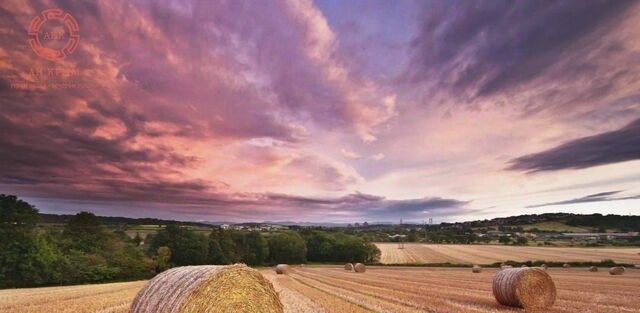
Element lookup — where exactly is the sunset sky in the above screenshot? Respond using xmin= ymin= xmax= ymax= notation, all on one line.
xmin=1 ymin=0 xmax=639 ymax=223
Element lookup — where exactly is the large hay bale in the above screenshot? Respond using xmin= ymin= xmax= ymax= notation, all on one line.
xmin=472 ymin=265 xmax=482 ymax=273
xmin=130 ymin=264 xmax=283 ymax=313
xmin=588 ymin=266 xmax=598 ymax=272
xmin=492 ymin=268 xmax=556 ymax=310
xmin=344 ymin=263 xmax=354 ymax=271
xmin=354 ymin=263 xmax=366 ymax=273
xmin=563 ymin=263 xmax=571 ymax=268
xmin=275 ymin=264 xmax=290 ymax=275
xmin=609 ymin=266 xmax=625 ymax=275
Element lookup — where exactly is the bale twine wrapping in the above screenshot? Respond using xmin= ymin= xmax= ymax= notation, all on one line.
xmin=472 ymin=265 xmax=482 ymax=273
xmin=354 ymin=263 xmax=366 ymax=273
xmin=275 ymin=264 xmax=290 ymax=275
xmin=589 ymin=266 xmax=598 ymax=272
xmin=129 ymin=264 xmax=283 ymax=313
xmin=609 ymin=266 xmax=625 ymax=275
xmin=344 ymin=263 xmax=354 ymax=271
xmin=492 ymin=268 xmax=556 ymax=309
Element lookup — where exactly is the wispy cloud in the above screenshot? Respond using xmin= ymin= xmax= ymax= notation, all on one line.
xmin=526 ymin=190 xmax=640 ymax=208
xmin=508 ymin=118 xmax=640 ymax=172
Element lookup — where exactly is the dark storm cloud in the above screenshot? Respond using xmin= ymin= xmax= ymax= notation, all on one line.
xmin=406 ymin=0 xmax=636 ymax=97
xmin=508 ymin=118 xmax=640 ymax=172
xmin=526 ymin=190 xmax=640 ymax=208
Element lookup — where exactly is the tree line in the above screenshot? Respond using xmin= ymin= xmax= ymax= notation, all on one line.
xmin=0 ymin=195 xmax=380 ymax=288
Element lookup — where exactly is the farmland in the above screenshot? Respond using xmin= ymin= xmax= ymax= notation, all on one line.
xmin=2 ymin=266 xmax=640 ymax=313
xmin=376 ymin=243 xmax=640 ymax=264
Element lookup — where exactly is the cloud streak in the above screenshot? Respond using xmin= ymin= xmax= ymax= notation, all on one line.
xmin=508 ymin=118 xmax=640 ymax=172
xmin=526 ymin=190 xmax=640 ymax=208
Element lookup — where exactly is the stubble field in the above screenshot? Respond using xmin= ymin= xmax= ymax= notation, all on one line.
xmin=376 ymin=243 xmax=640 ymax=264
xmin=2 ymin=266 xmax=639 ymax=313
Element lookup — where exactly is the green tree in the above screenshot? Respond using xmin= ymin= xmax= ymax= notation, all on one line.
xmin=63 ymin=212 xmax=110 ymax=252
xmin=268 ymin=231 xmax=307 ymax=264
xmin=499 ymin=236 xmax=511 ymax=245
xmin=232 ymin=232 xmax=268 ymax=266
xmin=149 ymin=225 xmax=209 ymax=266
xmin=155 ymin=246 xmax=171 ymax=271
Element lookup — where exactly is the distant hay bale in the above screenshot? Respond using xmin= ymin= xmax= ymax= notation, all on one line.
xmin=500 ymin=265 xmax=513 ymax=270
xmin=275 ymin=264 xmax=290 ymax=275
xmin=129 ymin=264 xmax=283 ymax=313
xmin=492 ymin=268 xmax=556 ymax=310
xmin=354 ymin=263 xmax=366 ymax=273
xmin=589 ymin=266 xmax=598 ymax=272
xmin=563 ymin=263 xmax=571 ymax=268
xmin=635 ymin=264 xmax=640 ymax=269
xmin=472 ymin=265 xmax=482 ymax=273
xmin=344 ymin=263 xmax=354 ymax=271
xmin=609 ymin=266 xmax=625 ymax=275
xmin=541 ymin=264 xmax=548 ymax=270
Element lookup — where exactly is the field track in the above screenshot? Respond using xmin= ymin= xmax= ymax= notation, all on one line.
xmin=2 ymin=266 xmax=640 ymax=313
xmin=376 ymin=243 xmax=640 ymax=264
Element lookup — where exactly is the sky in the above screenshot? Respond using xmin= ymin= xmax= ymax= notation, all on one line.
xmin=1 ymin=0 xmax=639 ymax=223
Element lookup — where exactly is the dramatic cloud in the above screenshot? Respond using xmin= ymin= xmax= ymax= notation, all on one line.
xmin=1 ymin=0 xmax=639 ymax=222
xmin=508 ymin=118 xmax=640 ymax=172
xmin=526 ymin=190 xmax=640 ymax=208
xmin=407 ymin=0 xmax=635 ymax=97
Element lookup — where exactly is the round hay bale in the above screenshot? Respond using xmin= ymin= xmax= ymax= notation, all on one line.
xmin=472 ymin=265 xmax=482 ymax=273
xmin=588 ymin=266 xmax=598 ymax=272
xmin=634 ymin=264 xmax=640 ymax=269
xmin=609 ymin=266 xmax=625 ymax=275
xmin=130 ymin=264 xmax=283 ymax=313
xmin=275 ymin=264 xmax=290 ymax=275
xmin=344 ymin=263 xmax=354 ymax=271
xmin=354 ymin=263 xmax=366 ymax=273
xmin=492 ymin=268 xmax=556 ymax=309
xmin=563 ymin=263 xmax=571 ymax=268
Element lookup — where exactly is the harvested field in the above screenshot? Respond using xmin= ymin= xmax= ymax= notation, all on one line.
xmin=2 ymin=266 xmax=640 ymax=313
xmin=376 ymin=243 xmax=640 ymax=264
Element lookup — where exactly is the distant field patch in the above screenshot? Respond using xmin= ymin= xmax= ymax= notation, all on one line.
xmin=376 ymin=243 xmax=640 ymax=264
xmin=520 ymin=221 xmax=591 ymax=232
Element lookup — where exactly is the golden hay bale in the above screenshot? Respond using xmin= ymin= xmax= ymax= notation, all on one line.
xmin=588 ymin=266 xmax=598 ymax=272
xmin=354 ymin=263 xmax=366 ymax=273
xmin=130 ymin=264 xmax=283 ymax=313
xmin=344 ymin=263 xmax=354 ymax=271
xmin=275 ymin=264 xmax=290 ymax=275
xmin=609 ymin=266 xmax=625 ymax=275
xmin=492 ymin=268 xmax=556 ymax=310
xmin=563 ymin=263 xmax=571 ymax=268
xmin=472 ymin=265 xmax=482 ymax=273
